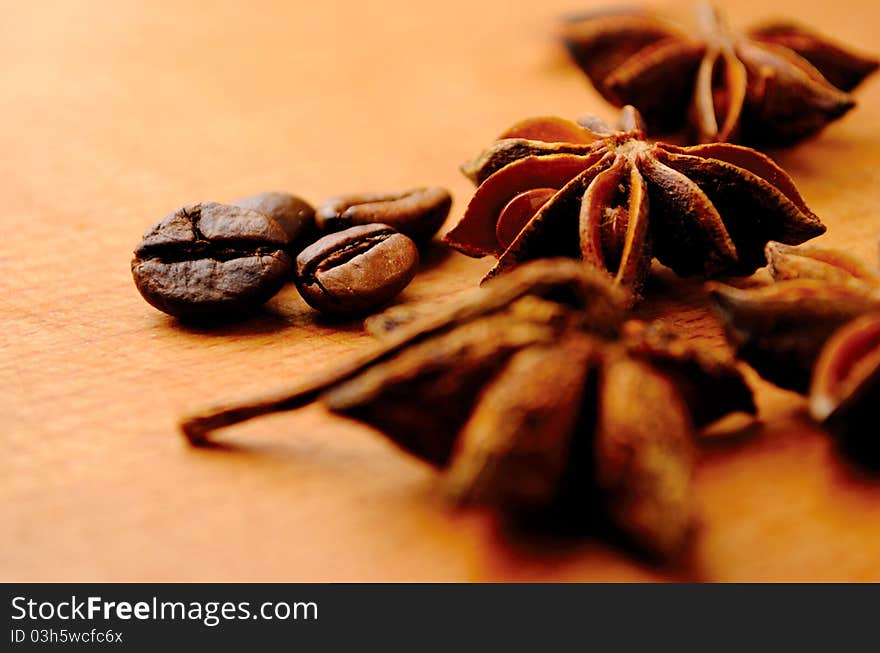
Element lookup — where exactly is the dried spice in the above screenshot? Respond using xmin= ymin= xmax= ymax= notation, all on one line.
xmin=709 ymin=241 xmax=880 ymax=393
xmin=444 ymin=106 xmax=825 ymax=305
xmin=562 ymin=2 xmax=878 ymax=145
xmin=809 ymin=313 xmax=880 ymax=462
xmin=181 ymin=259 xmax=755 ymax=559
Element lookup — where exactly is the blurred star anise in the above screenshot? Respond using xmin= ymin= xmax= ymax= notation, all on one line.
xmin=445 ymin=106 xmax=825 ymax=304
xmin=710 ymin=242 xmax=880 ymax=463
xmin=709 ymin=241 xmax=880 ymax=393
xmin=810 ymin=312 xmax=880 ymax=463
xmin=182 ymin=260 xmax=755 ymax=559
xmin=562 ymin=2 xmax=878 ymax=145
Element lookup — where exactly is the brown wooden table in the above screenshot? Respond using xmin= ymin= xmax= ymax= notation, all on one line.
xmin=4 ymin=0 xmax=880 ymax=581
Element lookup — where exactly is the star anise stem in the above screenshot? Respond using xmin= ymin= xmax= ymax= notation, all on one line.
xmin=182 ymin=260 xmax=626 ymax=445
xmin=696 ymin=1 xmax=729 ymax=46
xmin=618 ymin=104 xmax=645 ymax=133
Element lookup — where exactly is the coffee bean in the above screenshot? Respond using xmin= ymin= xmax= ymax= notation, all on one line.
xmin=315 ymin=187 xmax=451 ymax=244
xmin=295 ymin=223 xmax=419 ymax=316
xmin=132 ymin=202 xmax=291 ymax=321
xmin=232 ymin=191 xmax=315 ymax=250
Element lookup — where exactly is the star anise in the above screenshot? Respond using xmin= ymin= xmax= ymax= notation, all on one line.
xmin=181 ymin=260 xmax=755 ymax=559
xmin=710 ymin=242 xmax=880 ymax=463
xmin=709 ymin=241 xmax=880 ymax=393
xmin=444 ymin=106 xmax=825 ymax=304
xmin=562 ymin=2 xmax=878 ymax=145
xmin=810 ymin=312 xmax=880 ymax=464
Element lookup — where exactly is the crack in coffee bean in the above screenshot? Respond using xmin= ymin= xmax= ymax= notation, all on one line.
xmin=137 ymin=240 xmax=284 ymax=264
xmin=300 ymin=233 xmax=398 ymax=280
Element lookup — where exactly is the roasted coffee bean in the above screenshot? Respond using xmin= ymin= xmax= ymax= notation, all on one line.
xmin=232 ymin=191 xmax=315 ymax=250
xmin=295 ymin=223 xmax=418 ymax=316
xmin=315 ymin=187 xmax=451 ymax=244
xmin=132 ymin=202 xmax=291 ymax=320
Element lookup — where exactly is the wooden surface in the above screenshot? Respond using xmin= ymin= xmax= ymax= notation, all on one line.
xmin=3 ymin=0 xmax=880 ymax=582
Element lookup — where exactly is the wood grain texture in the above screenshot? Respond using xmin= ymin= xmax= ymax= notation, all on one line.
xmin=2 ymin=0 xmax=879 ymax=581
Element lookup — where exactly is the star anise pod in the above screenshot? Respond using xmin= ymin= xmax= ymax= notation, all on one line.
xmin=709 ymin=241 xmax=880 ymax=393
xmin=444 ymin=106 xmax=825 ymax=304
xmin=562 ymin=2 xmax=878 ymax=145
xmin=711 ymin=241 xmax=880 ymax=463
xmin=181 ymin=259 xmax=755 ymax=559
xmin=809 ymin=312 xmax=880 ymax=464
